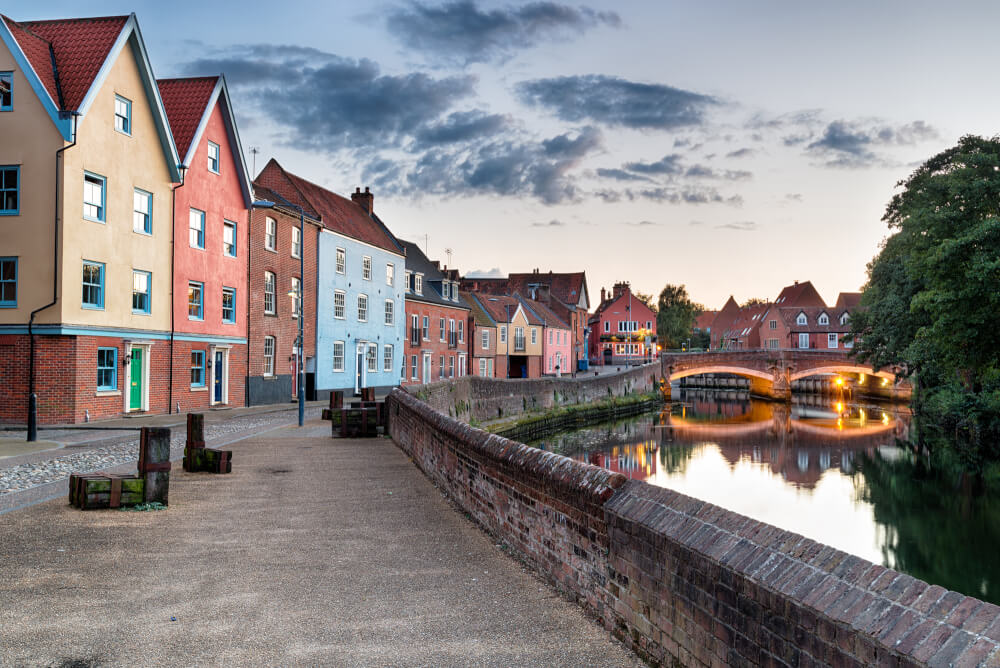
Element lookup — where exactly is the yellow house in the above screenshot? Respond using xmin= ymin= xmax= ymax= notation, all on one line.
xmin=0 ymin=14 xmax=181 ymax=424
xmin=476 ymin=294 xmax=543 ymax=378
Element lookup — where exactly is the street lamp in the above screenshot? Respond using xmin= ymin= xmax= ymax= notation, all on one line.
xmin=253 ymin=198 xmax=305 ymax=427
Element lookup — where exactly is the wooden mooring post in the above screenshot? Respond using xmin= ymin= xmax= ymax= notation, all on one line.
xmin=138 ymin=427 xmax=171 ymax=504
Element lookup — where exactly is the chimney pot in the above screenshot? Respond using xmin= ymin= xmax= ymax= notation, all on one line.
xmin=351 ymin=186 xmax=374 ymax=213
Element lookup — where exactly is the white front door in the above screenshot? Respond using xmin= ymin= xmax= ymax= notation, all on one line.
xmin=355 ymin=342 xmax=366 ymax=394
xmin=422 ymin=352 xmax=432 ymax=384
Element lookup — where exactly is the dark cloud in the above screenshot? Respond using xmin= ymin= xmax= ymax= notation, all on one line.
xmin=596 ymin=168 xmax=650 ymax=182
xmin=726 ymin=147 xmax=754 ymax=158
xmin=182 ymin=47 xmax=476 ymax=150
xmin=623 ymin=154 xmax=684 ymax=175
xmin=531 ymin=219 xmax=567 ymax=227
xmin=604 ymin=187 xmax=743 ymax=206
xmin=805 ymin=119 xmax=938 ymax=168
xmin=516 ymin=75 xmax=719 ymax=130
xmin=684 ymin=165 xmax=752 ymax=181
xmin=413 ymin=111 xmax=510 ymax=148
xmin=385 ymin=1 xmax=620 ymax=65
xmin=716 ymin=221 xmax=758 ymax=231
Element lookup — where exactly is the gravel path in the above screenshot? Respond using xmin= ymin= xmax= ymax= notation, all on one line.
xmin=0 ymin=407 xmax=322 ymax=495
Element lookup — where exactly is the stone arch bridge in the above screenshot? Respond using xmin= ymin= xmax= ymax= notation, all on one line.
xmin=660 ymin=350 xmax=910 ymax=401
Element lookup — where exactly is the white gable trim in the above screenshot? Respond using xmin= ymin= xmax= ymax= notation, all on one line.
xmin=0 ymin=17 xmax=74 ymax=141
xmin=75 ymin=14 xmax=180 ymax=181
xmin=181 ymin=79 xmax=221 ymax=167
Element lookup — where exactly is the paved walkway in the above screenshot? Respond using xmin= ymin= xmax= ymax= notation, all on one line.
xmin=0 ymin=419 xmax=642 ymax=667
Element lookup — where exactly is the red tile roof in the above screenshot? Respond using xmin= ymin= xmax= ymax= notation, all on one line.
xmin=773 ymin=280 xmax=825 ymax=308
xmin=694 ymin=311 xmax=717 ymax=331
xmin=508 ymin=272 xmax=588 ymax=308
xmin=779 ymin=306 xmax=850 ymax=333
xmin=157 ymin=76 xmax=218 ymax=161
xmin=473 ymin=294 xmax=544 ymax=326
xmin=254 ymin=159 xmax=400 ymax=254
xmin=525 ymin=299 xmax=570 ymax=329
xmin=835 ymin=292 xmax=862 ymax=311
xmin=5 ymin=15 xmax=129 ymax=111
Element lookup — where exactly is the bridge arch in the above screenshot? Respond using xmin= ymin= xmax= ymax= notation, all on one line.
xmin=668 ymin=365 xmax=774 ymax=383
xmin=788 ymin=365 xmax=894 ymax=383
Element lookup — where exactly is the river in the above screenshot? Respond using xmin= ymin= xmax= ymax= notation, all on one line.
xmin=527 ymin=388 xmax=1000 ymax=604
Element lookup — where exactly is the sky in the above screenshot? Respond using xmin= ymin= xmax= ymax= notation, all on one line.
xmin=10 ymin=1 xmax=1000 ymax=309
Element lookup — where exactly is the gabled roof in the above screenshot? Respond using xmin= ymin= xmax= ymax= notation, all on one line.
xmin=399 ymin=240 xmax=469 ymax=310
xmin=462 ymin=271 xmax=589 ymax=311
xmin=588 ymin=287 xmax=656 ymax=324
xmin=694 ymin=311 xmax=717 ymax=331
xmin=157 ymin=75 xmax=252 ymax=205
xmin=474 ymin=294 xmax=537 ymax=326
xmin=463 ymin=292 xmax=497 ymax=328
xmin=779 ymin=306 xmax=850 ymax=333
xmin=254 ymin=159 xmax=402 ymax=255
xmin=835 ymin=292 xmax=862 ymax=310
xmin=722 ymin=302 xmax=771 ymax=339
xmin=0 ymin=14 xmax=180 ymax=178
xmin=773 ymin=280 xmax=825 ymax=308
xmin=523 ymin=298 xmax=570 ymax=330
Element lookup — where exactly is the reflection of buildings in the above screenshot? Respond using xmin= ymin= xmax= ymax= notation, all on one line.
xmin=586 ymin=441 xmax=658 ymax=480
xmin=569 ymin=390 xmax=911 ymax=490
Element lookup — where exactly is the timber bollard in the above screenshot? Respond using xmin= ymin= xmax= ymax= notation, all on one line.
xmin=186 ymin=413 xmax=205 ymax=449
xmin=138 ymin=427 xmax=171 ymax=504
xmin=183 ymin=412 xmax=232 ymax=474
xmin=361 ymin=387 xmax=375 ymax=402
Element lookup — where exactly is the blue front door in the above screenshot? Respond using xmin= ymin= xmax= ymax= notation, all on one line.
xmin=214 ymin=350 xmax=224 ymax=403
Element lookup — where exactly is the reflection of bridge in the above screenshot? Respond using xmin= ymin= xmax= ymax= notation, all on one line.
xmin=660 ymin=350 xmax=910 ymax=401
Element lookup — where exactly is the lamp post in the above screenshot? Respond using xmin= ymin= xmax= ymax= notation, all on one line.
xmin=253 ymin=198 xmax=305 ymax=427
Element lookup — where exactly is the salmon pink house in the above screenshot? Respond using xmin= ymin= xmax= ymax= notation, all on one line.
xmin=528 ymin=300 xmax=572 ymax=376
xmin=158 ymin=75 xmax=252 ymax=411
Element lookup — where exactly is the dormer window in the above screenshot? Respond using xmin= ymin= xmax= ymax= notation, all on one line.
xmin=114 ymin=95 xmax=131 ymax=135
xmin=442 ymin=281 xmax=450 ymax=300
xmin=796 ymin=312 xmax=807 ymax=326
xmin=415 ymin=273 xmax=423 ymax=295
xmin=840 ymin=312 xmax=850 ymax=325
xmin=404 ymin=270 xmax=412 ymax=292
xmin=207 ymin=141 xmax=220 ymax=173
xmin=818 ymin=313 xmax=829 ymax=326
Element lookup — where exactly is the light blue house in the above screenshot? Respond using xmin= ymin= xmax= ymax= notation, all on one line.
xmin=314 ymin=188 xmax=405 ymax=395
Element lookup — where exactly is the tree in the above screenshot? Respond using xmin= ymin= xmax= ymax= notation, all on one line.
xmin=740 ymin=297 xmax=768 ymax=308
xmin=851 ymin=135 xmax=1000 ymax=466
xmin=656 ymin=284 xmax=702 ymax=349
xmin=633 ymin=291 xmax=655 ymax=309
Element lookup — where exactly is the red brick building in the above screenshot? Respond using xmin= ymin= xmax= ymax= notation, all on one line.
xmin=399 ymin=240 xmax=470 ymax=385
xmin=588 ymin=282 xmax=658 ymax=364
xmin=767 ymin=306 xmax=855 ymax=351
xmin=463 ymin=292 xmax=497 ymax=377
xmin=247 ymin=160 xmax=322 ymax=405
xmin=158 ymin=75 xmax=252 ymax=413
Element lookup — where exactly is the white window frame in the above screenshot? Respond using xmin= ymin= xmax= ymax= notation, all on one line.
xmin=604 ymin=321 xmax=610 ymax=333
xmin=358 ymin=294 xmax=368 ymax=322
xmin=439 ymin=317 xmax=446 ymax=342
xmin=265 ymin=217 xmax=277 ymax=252
xmin=828 ymin=333 xmax=839 ymax=348
xmin=422 ymin=316 xmax=429 ymax=340
xmin=796 ymin=313 xmax=807 ymax=326
xmin=367 ymin=343 xmax=378 ymax=372
xmin=333 ymin=290 xmax=345 ymax=319
xmin=404 ymin=270 xmax=412 ymax=293
xmin=332 ymin=341 xmax=345 ymax=372
xmin=223 ymin=220 xmax=237 ymax=257
xmin=500 ymin=325 xmax=507 ymax=343
xmin=415 ymin=273 xmax=423 ymax=295
xmin=482 ymin=330 xmax=489 ymax=349
xmin=384 ymin=299 xmax=394 ymax=326
xmin=264 ymin=271 xmax=276 ymax=315
xmin=479 ymin=358 xmax=488 ymax=376
xmin=458 ymin=320 xmax=464 ymax=343
xmin=336 ymin=247 xmax=346 ymax=274
xmin=383 ymin=344 xmax=393 ymax=372
xmin=411 ymin=354 xmax=418 ymax=381
xmin=362 ymin=256 xmax=372 ymax=280
xmin=798 ymin=333 xmax=810 ymax=349
xmin=263 ymin=336 xmax=275 ymax=376
xmin=207 ymin=141 xmax=220 ymax=174
xmin=818 ymin=313 xmax=829 ymax=326
xmin=291 ymin=277 xmax=301 ymax=319
xmin=291 ymin=226 xmax=301 ymax=259
xmin=530 ymin=327 xmax=537 ymax=345
xmin=386 ymin=263 xmax=394 ymax=286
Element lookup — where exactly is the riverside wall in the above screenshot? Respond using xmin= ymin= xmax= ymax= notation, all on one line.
xmin=404 ymin=363 xmax=659 ymax=423
xmin=387 ymin=388 xmax=1000 ymax=668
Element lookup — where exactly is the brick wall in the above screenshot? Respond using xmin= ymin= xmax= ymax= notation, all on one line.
xmin=388 ymin=389 xmax=1000 ymax=668
xmin=169 ymin=341 xmax=247 ymax=413
xmin=406 ymin=362 xmax=658 ymax=422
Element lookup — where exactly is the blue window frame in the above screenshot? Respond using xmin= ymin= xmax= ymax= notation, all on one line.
xmin=83 ymin=172 xmax=105 ymax=222
xmin=189 ymin=208 xmax=205 ymax=248
xmin=222 ymin=286 xmax=236 ymax=323
xmin=82 ymin=260 xmax=104 ymax=309
xmin=114 ymin=95 xmax=131 ymax=135
xmin=0 ymin=165 xmax=19 ymax=215
xmin=223 ymin=220 xmax=237 ymax=257
xmin=188 ymin=281 xmax=203 ymax=320
xmin=0 ymin=72 xmax=11 ymax=111
xmin=0 ymin=257 xmax=16 ymax=307
xmin=97 ymin=347 xmax=117 ymax=391
xmin=132 ymin=270 xmax=151 ymax=314
xmin=190 ymin=350 xmax=206 ymax=387
xmin=133 ymin=188 xmax=152 ymax=234
xmin=207 ymin=141 xmax=220 ymax=173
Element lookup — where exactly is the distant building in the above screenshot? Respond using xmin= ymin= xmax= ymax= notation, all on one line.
xmin=463 ymin=292 xmax=498 ymax=378
xmin=770 ymin=306 xmax=854 ymax=351
xmin=526 ymin=300 xmax=572 ymax=376
xmin=471 ymin=294 xmax=543 ymax=378
xmin=588 ymin=282 xmax=657 ymax=364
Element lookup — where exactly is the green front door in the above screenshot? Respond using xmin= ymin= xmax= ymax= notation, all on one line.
xmin=129 ymin=347 xmax=143 ymax=411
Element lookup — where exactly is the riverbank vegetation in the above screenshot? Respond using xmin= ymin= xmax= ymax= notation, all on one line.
xmin=850 ymin=135 xmax=1000 ymax=469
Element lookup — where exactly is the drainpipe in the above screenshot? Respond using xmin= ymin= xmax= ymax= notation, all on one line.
xmin=245 ymin=201 xmax=252 ymax=407
xmin=167 ymin=166 xmax=187 ymax=414
xmin=27 ymin=113 xmax=78 ymax=441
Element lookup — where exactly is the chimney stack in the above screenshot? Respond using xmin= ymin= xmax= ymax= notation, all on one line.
xmin=612 ymin=281 xmax=629 ymax=300
xmin=601 ymin=287 xmax=606 ymax=303
xmin=352 ymin=186 xmax=374 ymax=214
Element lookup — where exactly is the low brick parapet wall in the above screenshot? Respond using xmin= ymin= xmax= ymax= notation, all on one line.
xmin=387 ymin=388 xmax=1000 ymax=667
xmin=405 ymin=363 xmax=659 ymax=423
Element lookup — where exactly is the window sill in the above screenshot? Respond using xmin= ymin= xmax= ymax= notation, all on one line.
xmin=188 ymin=317 xmax=204 ymax=321
xmin=82 ymin=305 xmax=105 ymax=311
xmin=132 ymin=311 xmax=151 ymax=316
xmin=264 ymin=313 xmax=278 ymax=318
xmin=222 ymin=321 xmax=236 ymax=326
xmin=95 ymin=389 xmax=121 ymax=397
xmin=265 ymin=247 xmax=277 ymax=254
xmin=133 ymin=230 xmax=152 ymax=237
xmin=191 ymin=386 xmax=208 ymax=392
xmin=83 ymin=217 xmax=106 ymax=224
xmin=262 ymin=374 xmax=277 ymax=380
xmin=0 ymin=303 xmax=16 ymax=308
xmin=189 ymin=245 xmax=206 ymax=251
xmin=0 ymin=211 xmax=20 ymax=216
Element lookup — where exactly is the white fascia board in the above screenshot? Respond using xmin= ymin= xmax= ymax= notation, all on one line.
xmin=0 ymin=17 xmax=73 ymax=140
xmin=319 ymin=227 xmax=405 ymax=259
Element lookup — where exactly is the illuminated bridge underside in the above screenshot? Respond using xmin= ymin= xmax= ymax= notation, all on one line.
xmin=661 ymin=350 xmax=910 ymax=401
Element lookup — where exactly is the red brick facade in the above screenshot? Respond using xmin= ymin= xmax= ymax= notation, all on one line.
xmin=169 ymin=341 xmax=248 ymax=414
xmin=402 ymin=300 xmax=470 ymax=385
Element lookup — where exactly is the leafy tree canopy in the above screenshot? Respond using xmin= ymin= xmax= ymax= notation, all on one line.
xmin=740 ymin=297 xmax=768 ymax=308
xmin=656 ymin=284 xmax=703 ymax=349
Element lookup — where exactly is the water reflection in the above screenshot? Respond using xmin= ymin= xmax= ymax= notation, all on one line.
xmin=530 ymin=389 xmax=1000 ymax=604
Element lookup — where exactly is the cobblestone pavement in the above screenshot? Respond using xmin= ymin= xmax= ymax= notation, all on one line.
xmin=0 ymin=406 xmax=322 ymax=496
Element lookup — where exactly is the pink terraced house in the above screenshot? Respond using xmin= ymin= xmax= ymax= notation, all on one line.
xmin=528 ymin=300 xmax=572 ymax=376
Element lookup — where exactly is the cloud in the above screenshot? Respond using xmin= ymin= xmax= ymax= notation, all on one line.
xmin=385 ymin=1 xmax=621 ymax=65
xmin=596 ymin=168 xmax=651 ymax=182
xmin=726 ymin=147 xmax=754 ymax=159
xmin=181 ymin=47 xmax=476 ymax=150
xmin=716 ymin=221 xmax=758 ymax=231
xmin=623 ymin=154 xmax=684 ymax=175
xmin=516 ymin=75 xmax=719 ymax=130
xmin=805 ymin=119 xmax=938 ymax=167
xmin=413 ymin=110 xmax=510 ymax=148
xmin=689 ymin=220 xmax=704 ymax=226
xmin=785 ymin=193 xmax=803 ymax=202
xmin=684 ymin=165 xmax=752 ymax=181
xmin=466 ymin=267 xmax=505 ymax=278
xmin=531 ymin=219 xmax=567 ymax=227
xmin=625 ymin=220 xmax=660 ymax=227
xmin=606 ymin=187 xmax=743 ymax=206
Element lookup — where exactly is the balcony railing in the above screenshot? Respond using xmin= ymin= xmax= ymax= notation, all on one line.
xmin=410 ymin=327 xmax=421 ymax=346
xmin=513 ymin=336 xmax=526 ymax=352
xmin=448 ymin=332 xmax=458 ymax=349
